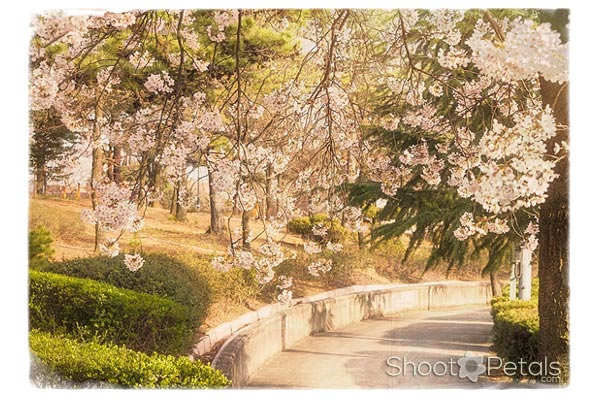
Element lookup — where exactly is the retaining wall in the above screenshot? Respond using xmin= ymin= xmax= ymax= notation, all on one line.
xmin=211 ymin=280 xmax=491 ymax=387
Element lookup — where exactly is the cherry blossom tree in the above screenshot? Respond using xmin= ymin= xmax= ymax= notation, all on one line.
xmin=29 ymin=8 xmax=569 ymax=378
xmin=350 ymin=9 xmax=568 ymax=378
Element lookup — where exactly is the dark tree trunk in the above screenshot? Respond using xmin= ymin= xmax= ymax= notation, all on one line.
xmin=35 ymin=163 xmax=46 ymax=196
xmin=538 ymin=78 xmax=569 ymax=382
xmin=536 ymin=9 xmax=570 ymax=383
xmin=208 ymin=166 xmax=224 ymax=235
xmin=357 ymin=231 xmax=366 ymax=250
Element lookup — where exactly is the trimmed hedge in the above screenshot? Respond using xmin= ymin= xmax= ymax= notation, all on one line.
xmin=34 ymin=253 xmax=212 ymax=328
xmin=29 ymin=270 xmax=194 ymax=355
xmin=491 ymin=280 xmax=539 ymax=374
xmin=30 ymin=330 xmax=230 ymax=388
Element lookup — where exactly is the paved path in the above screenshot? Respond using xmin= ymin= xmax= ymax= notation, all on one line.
xmin=246 ymin=306 xmax=494 ymax=388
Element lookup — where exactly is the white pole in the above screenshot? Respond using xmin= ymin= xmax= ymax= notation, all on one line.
xmin=518 ymin=246 xmax=532 ymax=300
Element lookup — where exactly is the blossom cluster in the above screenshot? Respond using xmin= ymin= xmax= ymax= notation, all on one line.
xmin=81 ymin=182 xmax=142 ymax=233
xmin=124 ymin=253 xmax=145 ymax=272
xmin=425 ymin=9 xmax=465 ymax=46
xmin=276 ymin=275 xmax=294 ymax=305
xmin=467 ymin=18 xmax=568 ymax=83
xmin=307 ymin=260 xmax=333 ymax=277
xmin=144 ymin=72 xmax=174 ymax=94
xmin=447 ymin=106 xmax=559 ymax=214
xmin=453 ymin=212 xmax=510 ymax=241
xmin=211 ymin=239 xmax=286 ymax=287
xmin=207 ymin=10 xmax=238 ymax=42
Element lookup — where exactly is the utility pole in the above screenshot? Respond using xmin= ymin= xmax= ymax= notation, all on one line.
xmin=518 ymin=245 xmax=532 ymax=301
xmin=509 ymin=243 xmax=520 ymax=300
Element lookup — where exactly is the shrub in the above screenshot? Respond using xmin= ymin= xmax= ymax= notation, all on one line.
xmin=29 ymin=271 xmax=194 ymax=355
xmin=491 ymin=306 xmax=539 ymax=368
xmin=287 ymin=216 xmax=312 ymax=236
xmin=29 ymin=226 xmax=54 ymax=269
xmin=490 ymin=279 xmax=540 ymax=377
xmin=29 ymin=330 xmax=230 ymax=388
xmin=287 ymin=214 xmax=348 ymax=243
xmin=370 ymin=238 xmax=412 ymax=280
xmin=34 ymin=253 xmax=212 ymax=328
xmin=170 ymin=252 xmax=260 ymax=308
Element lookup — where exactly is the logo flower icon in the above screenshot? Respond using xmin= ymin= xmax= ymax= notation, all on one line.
xmin=457 ymin=352 xmax=486 ymax=382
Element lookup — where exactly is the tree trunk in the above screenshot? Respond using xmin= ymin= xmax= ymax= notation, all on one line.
xmin=113 ymin=145 xmax=122 ymax=184
xmin=357 ymin=231 xmax=366 ymax=250
xmin=175 ymin=178 xmax=187 ymax=222
xmin=489 ymin=271 xmax=502 ymax=297
xmin=208 ymin=166 xmax=224 ymax=235
xmin=35 ymin=163 xmax=46 ymax=196
xmin=176 ymin=201 xmax=187 ymax=222
xmin=265 ymin=163 xmax=277 ymax=219
xmin=90 ymin=102 xmax=104 ymax=252
xmin=148 ymin=161 xmax=162 ymax=207
xmin=107 ymin=146 xmax=114 ymax=182
xmin=538 ymin=78 xmax=569 ymax=382
xmin=242 ymin=209 xmax=251 ymax=250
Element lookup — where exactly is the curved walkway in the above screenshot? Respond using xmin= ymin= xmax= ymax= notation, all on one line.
xmin=246 ymin=306 xmax=493 ymax=388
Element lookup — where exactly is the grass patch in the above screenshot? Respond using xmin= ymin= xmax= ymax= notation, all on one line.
xmin=29 ymin=198 xmax=87 ymax=244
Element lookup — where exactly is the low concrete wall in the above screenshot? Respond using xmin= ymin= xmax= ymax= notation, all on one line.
xmin=212 ymin=281 xmax=491 ymax=387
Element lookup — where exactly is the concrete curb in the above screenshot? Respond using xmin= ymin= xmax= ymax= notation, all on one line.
xmin=210 ymin=280 xmax=491 ymax=387
xmin=189 ymin=282 xmax=431 ymax=359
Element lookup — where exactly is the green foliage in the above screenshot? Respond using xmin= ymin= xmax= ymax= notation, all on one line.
xmin=273 ymin=244 xmax=370 ymax=291
xmin=287 ymin=214 xmax=348 ymax=243
xmin=324 ymin=247 xmax=370 ymax=286
xmin=29 ymin=330 xmax=230 ymax=388
xmin=29 ymin=109 xmax=79 ymax=191
xmin=29 ymin=271 xmax=193 ymax=355
xmin=29 ymin=226 xmax=54 ymax=269
xmin=348 ymin=174 xmax=516 ymax=276
xmin=369 ymin=238 xmax=417 ymax=281
xmin=34 ymin=253 xmax=212 ymax=328
xmin=287 ymin=216 xmax=312 ymax=235
xmin=491 ymin=280 xmax=540 ymax=377
xmin=167 ymin=253 xmax=260 ymax=309
xmin=215 ymin=267 xmax=260 ymax=305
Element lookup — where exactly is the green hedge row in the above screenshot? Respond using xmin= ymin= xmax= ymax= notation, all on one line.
xmin=34 ymin=253 xmax=212 ymax=327
xmin=29 ymin=270 xmax=194 ymax=355
xmin=491 ymin=281 xmax=539 ymax=373
xmin=30 ymin=330 xmax=230 ymax=388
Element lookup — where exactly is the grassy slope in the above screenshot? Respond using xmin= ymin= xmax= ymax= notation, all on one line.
xmin=29 ymin=197 xmax=486 ymax=329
